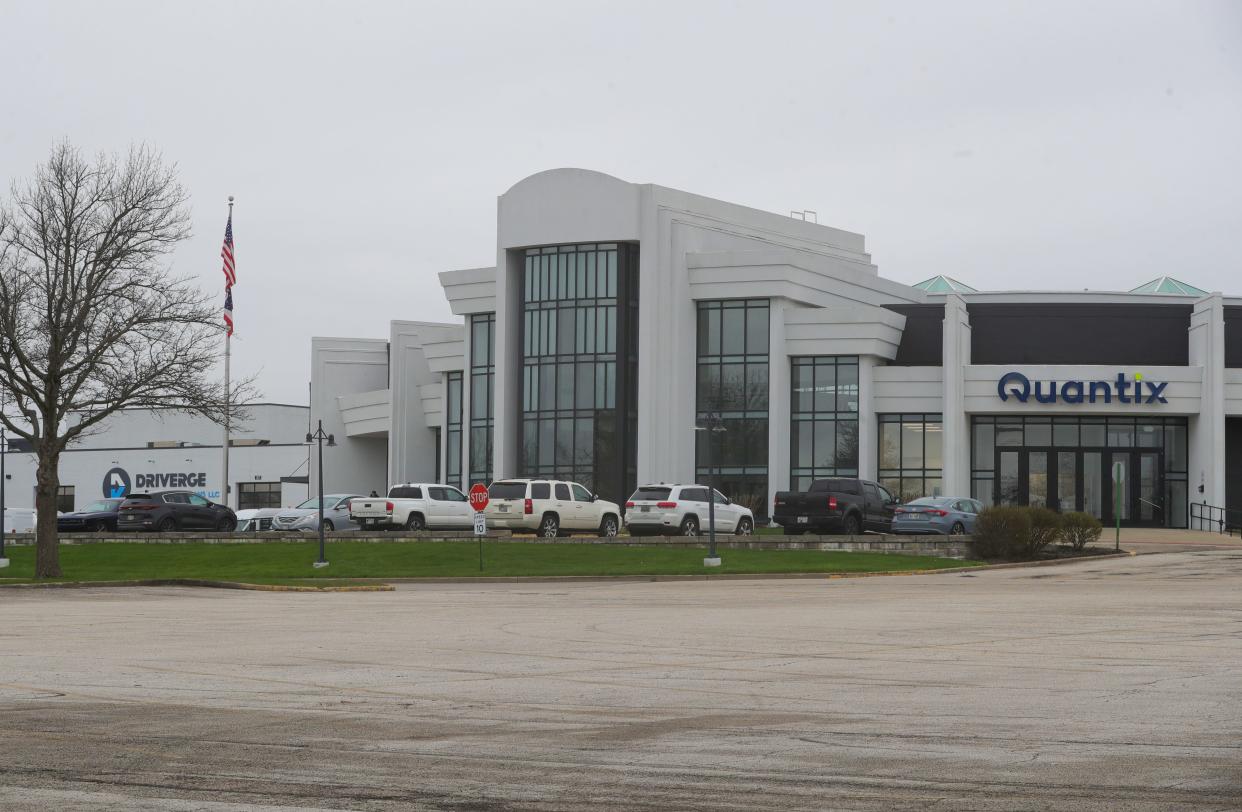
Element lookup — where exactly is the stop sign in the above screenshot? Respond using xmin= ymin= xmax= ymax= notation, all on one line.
xmin=468 ymin=483 xmax=490 ymax=512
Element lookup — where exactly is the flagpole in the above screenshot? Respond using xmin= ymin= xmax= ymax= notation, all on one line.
xmin=222 ymin=196 xmax=233 ymax=508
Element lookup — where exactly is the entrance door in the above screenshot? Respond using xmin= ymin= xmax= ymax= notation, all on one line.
xmin=1102 ymin=451 xmax=1164 ymax=527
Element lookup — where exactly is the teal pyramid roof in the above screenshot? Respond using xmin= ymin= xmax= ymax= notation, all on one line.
xmin=912 ymin=275 xmax=978 ymax=294
xmin=1129 ymin=277 xmax=1207 ymax=296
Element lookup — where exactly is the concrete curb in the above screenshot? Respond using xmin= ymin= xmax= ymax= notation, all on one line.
xmin=0 ymin=578 xmax=394 ymax=593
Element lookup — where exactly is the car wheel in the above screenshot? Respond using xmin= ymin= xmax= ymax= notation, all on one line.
xmin=157 ymin=517 xmax=177 ymax=532
xmin=539 ymin=514 xmax=560 ymax=538
xmin=843 ymin=513 xmax=862 ymax=536
xmin=406 ymin=513 xmax=425 ymax=532
xmin=679 ymin=517 xmax=700 ymax=537
xmin=323 ymin=520 xmax=334 ymax=532
xmin=735 ymin=517 xmax=754 ymax=536
xmin=599 ymin=515 xmax=619 ymax=537
xmin=950 ymin=521 xmax=966 ymax=536
xmin=89 ymin=520 xmax=105 ymax=533
xmin=216 ymin=515 xmax=237 ymax=532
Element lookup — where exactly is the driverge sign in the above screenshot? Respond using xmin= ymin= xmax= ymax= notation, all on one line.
xmin=100 ymin=467 xmax=213 ymax=498
xmin=997 ymin=372 xmax=1168 ymax=405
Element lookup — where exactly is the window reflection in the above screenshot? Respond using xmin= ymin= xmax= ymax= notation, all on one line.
xmin=878 ymin=413 xmax=944 ymax=502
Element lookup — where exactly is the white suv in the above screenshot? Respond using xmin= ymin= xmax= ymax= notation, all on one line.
xmin=624 ymin=484 xmax=755 ymax=536
xmin=484 ymin=479 xmax=622 ymax=538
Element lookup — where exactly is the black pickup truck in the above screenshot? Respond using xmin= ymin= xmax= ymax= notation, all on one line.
xmin=772 ymin=478 xmax=900 ymax=535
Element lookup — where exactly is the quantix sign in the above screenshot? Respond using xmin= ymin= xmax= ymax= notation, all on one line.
xmin=997 ymin=372 xmax=1168 ymax=405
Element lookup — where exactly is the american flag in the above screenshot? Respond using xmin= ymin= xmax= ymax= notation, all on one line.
xmin=221 ymin=208 xmax=235 ymax=336
xmin=223 ymin=287 xmax=234 ymax=337
xmin=221 ymin=212 xmax=236 ymax=287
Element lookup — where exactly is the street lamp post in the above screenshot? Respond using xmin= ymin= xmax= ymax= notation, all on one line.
xmin=306 ymin=420 xmax=335 ymax=569
xmin=0 ymin=425 xmax=8 ymax=568
xmin=693 ymin=413 xmax=727 ymax=568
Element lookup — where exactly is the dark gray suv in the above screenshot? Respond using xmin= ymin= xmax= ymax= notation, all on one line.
xmin=117 ymin=491 xmax=238 ymax=532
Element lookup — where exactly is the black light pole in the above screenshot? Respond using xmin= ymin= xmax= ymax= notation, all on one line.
xmin=306 ymin=420 xmax=335 ymax=569
xmin=1 ymin=425 xmax=7 ymax=567
xmin=694 ymin=413 xmax=727 ymax=567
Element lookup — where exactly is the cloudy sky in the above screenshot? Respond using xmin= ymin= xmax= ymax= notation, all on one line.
xmin=2 ymin=0 xmax=1239 ymax=403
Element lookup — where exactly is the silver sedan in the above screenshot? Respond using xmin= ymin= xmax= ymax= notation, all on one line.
xmin=270 ymin=494 xmax=364 ymax=532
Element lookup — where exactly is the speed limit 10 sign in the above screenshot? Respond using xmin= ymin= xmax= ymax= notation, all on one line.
xmin=468 ymin=483 xmax=490 ymax=512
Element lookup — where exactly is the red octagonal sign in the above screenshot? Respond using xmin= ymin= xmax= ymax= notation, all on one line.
xmin=468 ymin=483 xmax=490 ymax=512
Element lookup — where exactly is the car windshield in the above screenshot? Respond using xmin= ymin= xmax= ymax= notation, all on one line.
xmin=488 ymin=482 xmax=527 ymax=500
xmin=908 ymin=497 xmax=954 ymax=507
xmin=631 ymin=487 xmax=672 ymax=501
xmin=80 ymin=500 xmax=120 ymax=513
xmin=295 ymin=497 xmax=329 ymax=509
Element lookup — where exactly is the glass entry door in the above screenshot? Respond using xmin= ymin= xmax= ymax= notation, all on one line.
xmin=997 ymin=447 xmax=1163 ymax=527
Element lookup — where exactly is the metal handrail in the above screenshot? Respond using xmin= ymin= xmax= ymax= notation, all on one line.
xmin=1189 ymin=502 xmax=1242 ymax=536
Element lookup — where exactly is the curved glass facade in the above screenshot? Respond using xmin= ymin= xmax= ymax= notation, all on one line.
xmin=518 ymin=243 xmax=638 ymax=503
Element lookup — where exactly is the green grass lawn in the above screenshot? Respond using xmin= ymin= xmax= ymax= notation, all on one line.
xmin=0 ymin=541 xmax=979 ymax=584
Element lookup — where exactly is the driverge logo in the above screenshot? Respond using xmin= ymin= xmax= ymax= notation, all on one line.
xmin=103 ymin=467 xmax=131 ymax=498
xmin=997 ymin=372 xmax=1168 ymax=405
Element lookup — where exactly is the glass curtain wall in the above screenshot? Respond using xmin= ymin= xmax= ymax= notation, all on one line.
xmin=878 ymin=414 xmax=944 ymax=502
xmin=518 ymin=243 xmax=639 ymax=503
xmin=790 ymin=356 xmax=859 ymax=491
xmin=445 ymin=371 xmax=463 ymax=488
xmin=696 ymin=299 xmax=770 ymax=519
xmin=468 ymin=313 xmax=495 ymax=486
xmin=970 ymin=415 xmax=1188 ymax=527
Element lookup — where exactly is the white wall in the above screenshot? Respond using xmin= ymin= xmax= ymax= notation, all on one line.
xmin=310 ymin=337 xmax=389 ymax=496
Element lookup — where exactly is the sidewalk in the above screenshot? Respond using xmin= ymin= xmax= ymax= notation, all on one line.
xmin=1116 ymin=527 xmax=1242 ymax=554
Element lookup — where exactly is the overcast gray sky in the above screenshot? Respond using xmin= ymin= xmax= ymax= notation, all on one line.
xmin=2 ymin=0 xmax=1239 ymax=404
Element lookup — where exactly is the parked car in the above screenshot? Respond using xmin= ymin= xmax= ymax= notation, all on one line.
xmin=117 ymin=491 xmax=238 ymax=532
xmin=624 ymin=484 xmax=755 ymax=536
xmin=56 ymin=498 xmax=124 ymax=532
xmin=484 ymin=479 xmax=622 ymax=537
xmin=891 ymin=496 xmax=982 ymax=535
xmin=349 ymin=484 xmax=474 ymax=530
xmin=271 ymin=494 xmax=364 ymax=532
xmin=773 ymin=478 xmax=899 ymax=535
xmin=235 ymin=508 xmax=283 ymax=532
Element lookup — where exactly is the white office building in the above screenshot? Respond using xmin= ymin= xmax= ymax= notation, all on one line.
xmin=312 ymin=169 xmax=1242 ymax=528
xmin=3 ymin=404 xmax=311 ymax=513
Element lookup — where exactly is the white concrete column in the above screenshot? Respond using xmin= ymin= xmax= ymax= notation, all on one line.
xmin=1189 ymin=294 xmax=1227 ymax=509
xmin=492 ymin=251 xmax=521 ymax=480
xmin=767 ymin=299 xmax=791 ymax=516
xmin=857 ymin=356 xmax=877 ymax=480
xmin=941 ymin=295 xmax=971 ymax=496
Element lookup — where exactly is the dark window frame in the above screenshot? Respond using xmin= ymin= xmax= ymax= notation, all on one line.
xmin=238 ymin=481 xmax=281 ymax=510
xmin=878 ymin=413 xmax=944 ymax=503
xmin=468 ymin=312 xmax=496 ymax=485
xmin=790 ymin=356 xmax=860 ymax=491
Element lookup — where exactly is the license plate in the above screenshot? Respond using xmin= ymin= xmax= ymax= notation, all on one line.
xmin=796 ymin=516 xmax=808 ymax=524
xmin=498 ymin=504 xmax=509 ymax=512
xmin=640 ymin=506 xmax=650 ymax=513
xmin=909 ymin=514 xmax=927 ymax=521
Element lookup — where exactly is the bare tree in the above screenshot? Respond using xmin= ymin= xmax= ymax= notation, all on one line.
xmin=0 ymin=143 xmax=251 ymax=578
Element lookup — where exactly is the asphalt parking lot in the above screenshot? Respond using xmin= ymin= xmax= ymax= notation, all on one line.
xmin=1 ymin=551 xmax=1240 ymax=810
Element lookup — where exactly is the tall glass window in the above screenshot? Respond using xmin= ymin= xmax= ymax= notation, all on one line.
xmin=697 ymin=299 xmax=769 ymax=519
xmin=468 ymin=313 xmax=495 ymax=486
xmin=790 ymin=356 xmax=859 ymax=491
xmin=878 ymin=414 xmax=943 ymax=502
xmin=519 ymin=243 xmax=638 ymax=503
xmin=445 ymin=371 xmax=463 ymax=488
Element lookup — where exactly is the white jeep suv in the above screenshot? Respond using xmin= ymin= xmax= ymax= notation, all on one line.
xmin=624 ymin=483 xmax=755 ymax=536
xmin=484 ymin=479 xmax=622 ymax=537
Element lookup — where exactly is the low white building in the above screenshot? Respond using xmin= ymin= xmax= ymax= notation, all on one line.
xmin=311 ymin=168 xmax=1242 ymax=529
xmin=2 ymin=404 xmax=311 ymax=512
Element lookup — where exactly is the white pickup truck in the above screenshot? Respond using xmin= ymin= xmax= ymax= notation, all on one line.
xmin=348 ymin=484 xmax=474 ymax=531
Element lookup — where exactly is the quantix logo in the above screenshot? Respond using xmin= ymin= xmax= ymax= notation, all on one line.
xmin=997 ymin=372 xmax=1168 ymax=405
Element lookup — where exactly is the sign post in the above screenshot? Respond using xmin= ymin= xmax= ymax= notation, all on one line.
xmin=469 ymin=483 xmax=489 ymax=571
xmin=1112 ymin=460 xmax=1125 ymax=552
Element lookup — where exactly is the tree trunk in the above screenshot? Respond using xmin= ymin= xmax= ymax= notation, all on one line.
xmin=34 ymin=449 xmax=62 ymax=578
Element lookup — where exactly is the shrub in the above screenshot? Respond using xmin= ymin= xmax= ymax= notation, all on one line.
xmin=972 ymin=506 xmax=1031 ymax=560
xmin=1025 ymin=507 xmax=1063 ymax=557
xmin=1060 ymin=511 xmax=1103 ymax=551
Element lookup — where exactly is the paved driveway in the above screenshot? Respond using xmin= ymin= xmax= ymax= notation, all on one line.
xmin=1 ymin=551 xmax=1239 ymax=810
